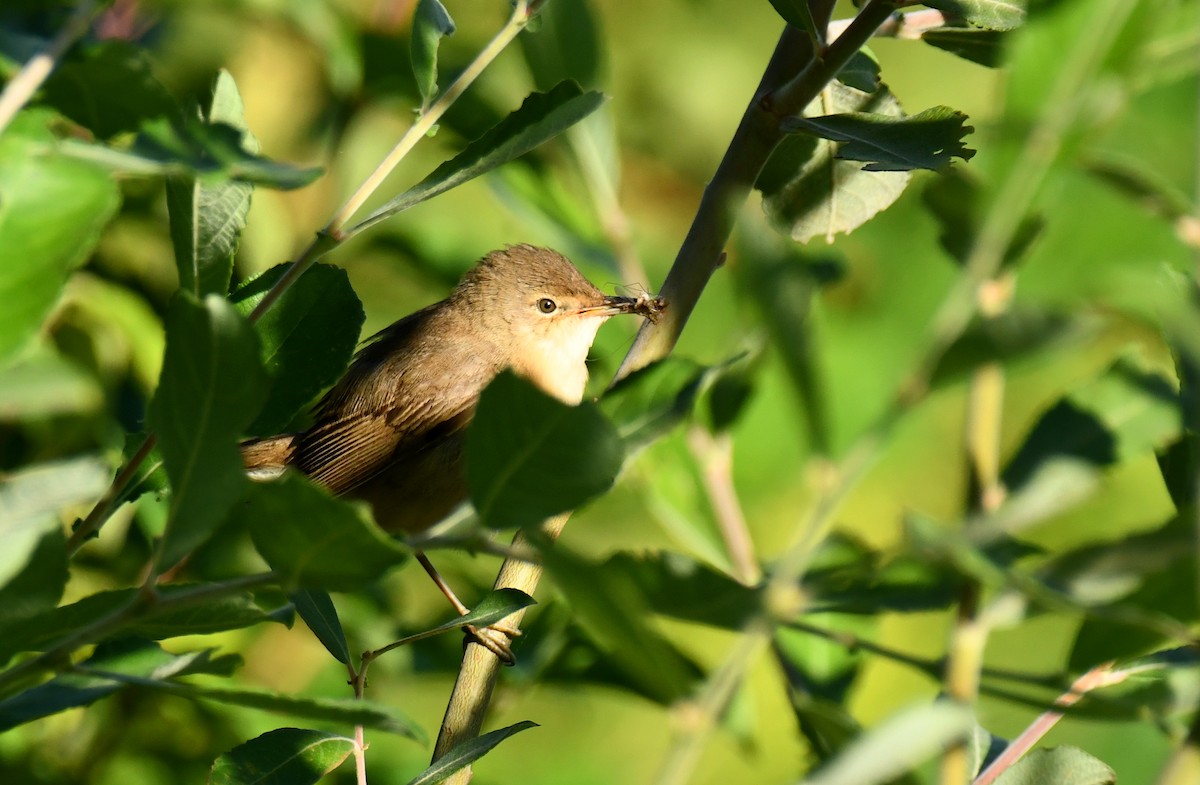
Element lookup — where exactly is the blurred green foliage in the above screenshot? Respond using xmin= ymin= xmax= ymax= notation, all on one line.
xmin=1 ymin=0 xmax=1198 ymax=784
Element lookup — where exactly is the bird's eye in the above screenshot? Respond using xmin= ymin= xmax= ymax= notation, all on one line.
xmin=536 ymin=298 xmax=557 ymax=314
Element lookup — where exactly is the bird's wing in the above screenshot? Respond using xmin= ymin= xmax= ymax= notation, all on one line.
xmin=290 ymin=308 xmax=489 ymax=496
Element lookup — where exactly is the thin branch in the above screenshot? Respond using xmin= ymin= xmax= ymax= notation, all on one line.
xmin=974 ymin=662 xmax=1128 ymax=785
xmin=431 ymin=516 xmax=567 ymax=784
xmin=687 ymin=426 xmax=760 ymax=585
xmin=0 ymin=0 xmax=101 ymax=134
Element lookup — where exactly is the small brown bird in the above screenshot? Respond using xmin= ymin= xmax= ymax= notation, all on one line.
xmin=241 ymin=245 xmax=661 ymax=654
xmin=241 ymin=244 xmax=656 ymax=526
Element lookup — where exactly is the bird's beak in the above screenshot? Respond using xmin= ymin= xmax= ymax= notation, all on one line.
xmin=577 ymin=295 xmax=639 ymax=317
xmin=576 ymin=295 xmax=668 ymax=320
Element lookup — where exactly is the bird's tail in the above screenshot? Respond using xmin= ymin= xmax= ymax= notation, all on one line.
xmin=241 ymin=434 xmax=297 ymax=481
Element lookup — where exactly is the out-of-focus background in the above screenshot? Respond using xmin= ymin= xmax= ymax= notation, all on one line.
xmin=2 ymin=0 xmax=1196 ymax=782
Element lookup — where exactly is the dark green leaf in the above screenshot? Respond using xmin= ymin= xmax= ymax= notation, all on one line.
xmin=783 ymin=107 xmax=975 ymax=172
xmin=410 ymin=0 xmax=455 ymax=105
xmin=0 ymin=110 xmax=121 ymax=365
xmin=291 ymin=590 xmax=351 ymax=665
xmin=210 ymin=729 xmax=356 ymax=785
xmin=921 ymin=26 xmax=1009 ymax=67
xmin=922 ymin=169 xmax=1043 ymax=269
xmin=405 ymin=721 xmax=538 ymax=785
xmin=0 ymin=585 xmax=291 ymax=665
xmin=603 ymin=551 xmax=760 ymax=630
xmin=600 ymin=357 xmax=711 ymax=449
xmin=0 ymin=529 xmax=67 ymax=627
xmin=542 ymin=547 xmax=702 ymax=705
xmin=991 ymin=747 xmax=1115 ymax=785
xmin=0 ymin=640 xmax=231 ymax=731
xmin=468 ymin=370 xmax=624 ymax=529
xmin=930 ymin=310 xmax=1078 ymax=389
xmin=758 ymin=81 xmax=910 ymax=243
xmin=1068 ymin=560 xmax=1197 ymax=671
xmin=73 ymin=665 xmax=424 ymax=739
xmin=231 ymin=263 xmax=365 ymax=435
xmin=417 ymin=588 xmax=535 ymax=637
xmin=765 ymin=0 xmax=821 ymax=40
xmin=801 ymin=702 xmax=974 ymax=785
xmin=350 ymin=82 xmax=606 ymax=236
xmin=167 ymin=70 xmax=256 ymax=297
xmin=60 ymin=117 xmax=322 ymax=189
xmin=920 ymin=0 xmax=1026 ymax=31
xmin=150 ymin=294 xmax=267 ymax=569
xmin=239 ymin=472 xmax=409 ymax=590
xmin=40 ymin=41 xmax=177 ymax=138
xmin=1003 ymin=360 xmax=1179 ymax=490
xmin=519 ymin=0 xmax=601 ymax=91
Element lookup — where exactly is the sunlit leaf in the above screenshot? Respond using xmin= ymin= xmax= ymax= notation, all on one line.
xmin=800 ymin=702 xmax=974 ymax=785
xmin=921 ymin=0 xmax=1026 ymax=31
xmin=990 ymin=746 xmax=1115 ymax=785
xmin=405 ymin=721 xmax=538 ymax=785
xmin=0 ymin=110 xmax=120 ymax=365
xmin=167 ymin=70 xmax=256 ymax=296
xmin=758 ymin=81 xmax=910 ymax=243
xmin=210 ymin=729 xmax=356 ymax=785
xmin=411 ymin=0 xmax=455 ymax=105
xmin=350 ymin=82 xmax=605 ymax=236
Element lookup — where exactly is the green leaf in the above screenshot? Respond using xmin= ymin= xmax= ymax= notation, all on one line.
xmin=416 ymin=588 xmax=536 ymax=638
xmin=765 ymin=0 xmax=822 ymax=41
xmin=602 ymin=551 xmax=760 ymax=630
xmin=800 ymin=702 xmax=974 ymax=785
xmin=991 ymin=746 xmax=1115 ymax=785
xmin=783 ymin=107 xmax=975 ymax=172
xmin=468 ymin=370 xmax=624 ymax=529
xmin=0 ymin=585 xmax=291 ymax=665
xmin=40 ymin=40 xmax=177 ymax=139
xmin=922 ymin=169 xmax=1043 ymax=269
xmin=758 ymin=81 xmax=910 ymax=243
xmin=60 ymin=117 xmax=322 ymax=189
xmin=0 ymin=529 xmax=67 ymax=626
xmin=238 ymin=472 xmax=409 ymax=590
xmin=519 ymin=0 xmax=601 ymax=91
xmin=210 ymin=729 xmax=356 ymax=785
xmin=600 ymin=357 xmax=712 ymax=449
xmin=542 ymin=547 xmax=702 ymax=705
xmin=921 ymin=26 xmax=1009 ymax=67
xmin=0 ymin=348 xmax=104 ymax=419
xmin=0 ymin=109 xmax=121 ymax=365
xmin=231 ymin=263 xmax=365 ymax=435
xmin=350 ymin=82 xmax=606 ymax=237
xmin=0 ymin=640 xmax=233 ymax=731
xmin=920 ymin=0 xmax=1026 ymax=32
xmin=167 ymin=70 xmax=257 ymax=297
xmin=411 ymin=0 xmax=455 ymax=105
xmin=0 ymin=456 xmax=107 ymax=590
xmin=291 ymin=590 xmax=351 ymax=665
xmin=405 ymin=721 xmax=538 ymax=785
xmin=150 ymin=294 xmax=267 ymax=569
